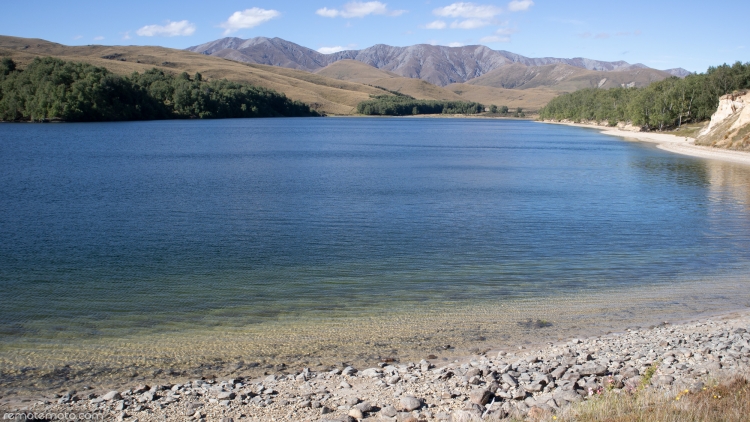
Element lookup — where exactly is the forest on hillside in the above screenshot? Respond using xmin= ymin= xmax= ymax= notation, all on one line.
xmin=356 ymin=94 xmax=484 ymax=116
xmin=0 ymin=57 xmax=319 ymax=122
xmin=539 ymin=62 xmax=750 ymax=130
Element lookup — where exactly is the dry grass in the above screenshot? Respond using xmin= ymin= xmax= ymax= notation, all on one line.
xmin=445 ymin=83 xmax=558 ymax=112
xmin=466 ymin=62 xmax=672 ymax=92
xmin=663 ymin=122 xmax=708 ymax=139
xmin=314 ymin=59 xmax=400 ymax=84
xmin=0 ymin=36 xmax=562 ymax=115
xmin=541 ymin=376 xmax=750 ymax=422
xmin=0 ymin=36 xmax=385 ymax=115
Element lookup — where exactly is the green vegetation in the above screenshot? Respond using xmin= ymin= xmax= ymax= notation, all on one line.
xmin=539 ymin=61 xmax=750 ymax=130
xmin=356 ymin=94 xmax=484 ymax=116
xmin=0 ymin=57 xmax=319 ymax=122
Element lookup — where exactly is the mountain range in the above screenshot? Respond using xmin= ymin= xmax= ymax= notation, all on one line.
xmin=187 ymin=37 xmax=691 ymax=88
xmin=0 ymin=35 xmax=691 ymax=116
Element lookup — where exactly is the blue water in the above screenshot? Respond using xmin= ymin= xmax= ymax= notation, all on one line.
xmin=1 ymin=118 xmax=750 ymax=341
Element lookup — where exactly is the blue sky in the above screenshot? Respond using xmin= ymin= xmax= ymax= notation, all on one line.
xmin=2 ymin=1 xmax=747 ymax=72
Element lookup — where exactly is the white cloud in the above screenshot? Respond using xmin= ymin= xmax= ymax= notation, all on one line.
xmin=137 ymin=20 xmax=196 ymax=37
xmin=316 ymin=1 xmax=406 ymax=18
xmin=93 ymin=36 xmax=104 ymax=41
xmin=122 ymin=31 xmax=131 ymax=40
xmin=73 ymin=35 xmax=83 ymax=40
xmin=425 ymin=20 xmax=447 ymax=29
xmin=507 ymin=0 xmax=534 ymax=12
xmin=433 ymin=2 xmax=503 ymax=19
xmin=318 ymin=46 xmax=346 ymax=54
xmin=480 ymin=26 xmax=517 ymax=43
xmin=480 ymin=35 xmax=510 ymax=43
xmin=450 ymin=19 xmax=491 ymax=29
xmin=316 ymin=7 xmax=340 ymax=17
xmin=219 ymin=8 xmax=280 ymax=35
xmin=448 ymin=42 xmax=464 ymax=47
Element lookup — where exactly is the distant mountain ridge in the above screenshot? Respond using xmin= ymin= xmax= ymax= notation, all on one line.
xmin=187 ymin=37 xmax=689 ymax=87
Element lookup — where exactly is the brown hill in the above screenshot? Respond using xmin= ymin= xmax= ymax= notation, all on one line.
xmin=314 ymin=60 xmax=399 ymax=84
xmin=445 ymin=84 xmax=558 ymax=110
xmin=315 ymin=60 xmax=464 ymax=101
xmin=0 ymin=36 xmax=565 ymax=114
xmin=0 ymin=36 xmax=388 ymax=115
xmin=467 ymin=63 xmax=673 ymax=92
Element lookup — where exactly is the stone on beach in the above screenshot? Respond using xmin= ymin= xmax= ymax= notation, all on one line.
xmin=399 ymin=395 xmax=422 ymax=411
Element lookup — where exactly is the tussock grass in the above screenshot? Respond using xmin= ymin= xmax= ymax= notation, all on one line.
xmin=541 ymin=375 xmax=750 ymax=422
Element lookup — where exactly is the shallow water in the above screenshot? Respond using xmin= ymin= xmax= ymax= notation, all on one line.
xmin=1 ymin=118 xmax=749 ymax=393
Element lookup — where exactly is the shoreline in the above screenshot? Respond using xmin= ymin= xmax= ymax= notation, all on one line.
xmin=539 ymin=120 xmax=750 ymax=167
xmin=4 ymin=308 xmax=748 ymax=421
xmin=2 ymin=276 xmax=749 ymax=419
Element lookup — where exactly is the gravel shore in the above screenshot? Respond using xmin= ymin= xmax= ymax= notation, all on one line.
xmin=4 ymin=311 xmax=749 ymax=421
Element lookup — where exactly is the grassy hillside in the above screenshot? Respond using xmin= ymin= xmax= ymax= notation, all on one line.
xmin=467 ymin=62 xmax=672 ymax=92
xmin=314 ymin=60 xmax=400 ymax=83
xmin=0 ymin=36 xmax=387 ymax=115
xmin=315 ymin=58 xmax=561 ymax=108
xmin=445 ymin=83 xmax=558 ymax=111
xmin=0 ymin=36 xmax=569 ymax=115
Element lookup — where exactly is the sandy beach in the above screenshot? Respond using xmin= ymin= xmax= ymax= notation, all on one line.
xmin=541 ymin=121 xmax=750 ymax=167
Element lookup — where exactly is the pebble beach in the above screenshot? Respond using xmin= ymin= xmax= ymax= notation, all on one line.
xmin=4 ymin=310 xmax=749 ymax=421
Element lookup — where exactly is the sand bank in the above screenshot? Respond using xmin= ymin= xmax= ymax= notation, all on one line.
xmin=541 ymin=121 xmax=750 ymax=167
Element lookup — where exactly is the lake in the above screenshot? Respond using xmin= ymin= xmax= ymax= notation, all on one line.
xmin=1 ymin=118 xmax=749 ymax=392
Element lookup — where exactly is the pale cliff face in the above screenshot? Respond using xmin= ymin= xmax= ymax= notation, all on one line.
xmin=700 ymin=93 xmax=747 ymax=135
xmin=697 ymin=92 xmax=750 ymax=150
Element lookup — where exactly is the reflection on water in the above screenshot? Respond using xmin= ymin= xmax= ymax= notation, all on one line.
xmin=0 ymin=119 xmax=749 ymax=394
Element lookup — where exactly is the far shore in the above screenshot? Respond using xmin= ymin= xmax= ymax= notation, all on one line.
xmin=540 ymin=120 xmax=750 ymax=167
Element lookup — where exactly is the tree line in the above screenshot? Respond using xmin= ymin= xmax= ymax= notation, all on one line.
xmin=0 ymin=57 xmax=319 ymax=122
xmin=539 ymin=61 xmax=750 ymax=130
xmin=356 ymin=94 xmax=484 ymax=116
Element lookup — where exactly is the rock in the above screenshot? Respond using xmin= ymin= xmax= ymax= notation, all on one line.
xmin=653 ymin=375 xmax=674 ymax=386
xmin=550 ymin=365 xmax=568 ymax=379
xmin=342 ymin=366 xmax=357 ymax=376
xmin=221 ymin=418 xmax=234 ymax=422
xmin=339 ymin=381 xmax=352 ymax=389
xmin=526 ymin=382 xmax=544 ymax=392
xmin=102 ymin=391 xmax=121 ymax=401
xmin=321 ymin=406 xmax=333 ymax=414
xmin=348 ymin=407 xmax=364 ymax=419
xmin=216 ymin=391 xmax=235 ymax=400
xmin=399 ymin=396 xmax=422 ymax=411
xmin=361 ymin=368 xmax=383 ymax=378
xmin=510 ymin=387 xmax=527 ymax=400
xmin=465 ymin=367 xmax=481 ymax=378
xmin=469 ymin=389 xmax=492 ymax=406
xmin=501 ymin=373 xmax=518 ymax=387
xmin=380 ymin=405 xmax=398 ymax=417
xmin=355 ymin=401 xmax=373 ymax=413
xmin=621 ymin=367 xmax=639 ymax=378
xmin=580 ymin=364 xmax=608 ymax=376
xmin=705 ymin=362 xmax=722 ymax=372
xmin=132 ymin=384 xmax=149 ymax=394
xmin=387 ymin=375 xmax=400 ymax=385
xmin=689 ymin=381 xmax=705 ymax=394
